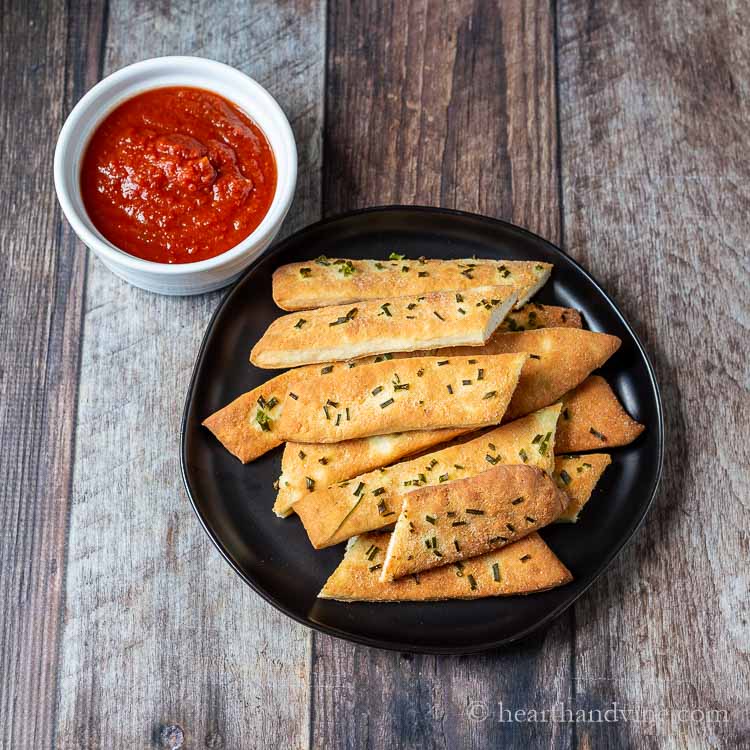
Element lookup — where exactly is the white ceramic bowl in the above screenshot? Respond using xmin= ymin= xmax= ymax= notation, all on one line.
xmin=54 ymin=56 xmax=297 ymax=295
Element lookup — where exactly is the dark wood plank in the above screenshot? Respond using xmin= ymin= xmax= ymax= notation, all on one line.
xmin=558 ymin=0 xmax=750 ymax=747
xmin=53 ymin=1 xmax=325 ymax=747
xmin=0 ymin=1 xmax=105 ymax=747
xmin=313 ymin=3 xmax=573 ymax=748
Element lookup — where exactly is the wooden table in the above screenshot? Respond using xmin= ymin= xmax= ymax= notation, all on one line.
xmin=2 ymin=1 xmax=748 ymax=747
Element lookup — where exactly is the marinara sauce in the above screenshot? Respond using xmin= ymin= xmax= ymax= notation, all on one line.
xmin=80 ymin=87 xmax=277 ymax=264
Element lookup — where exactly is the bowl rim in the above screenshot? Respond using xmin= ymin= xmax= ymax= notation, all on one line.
xmin=53 ymin=55 xmax=297 ymax=275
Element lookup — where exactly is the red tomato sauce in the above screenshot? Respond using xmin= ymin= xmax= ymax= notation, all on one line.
xmin=80 ymin=87 xmax=277 ymax=264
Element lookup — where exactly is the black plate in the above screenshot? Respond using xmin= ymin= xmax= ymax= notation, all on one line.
xmin=181 ymin=206 xmax=663 ymax=654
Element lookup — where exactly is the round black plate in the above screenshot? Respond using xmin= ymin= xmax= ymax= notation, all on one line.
xmin=181 ymin=206 xmax=663 ymax=654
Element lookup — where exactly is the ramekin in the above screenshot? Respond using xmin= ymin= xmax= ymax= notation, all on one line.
xmin=54 ymin=56 xmax=297 ymax=295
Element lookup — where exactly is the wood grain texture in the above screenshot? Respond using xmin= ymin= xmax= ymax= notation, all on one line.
xmin=558 ymin=0 xmax=750 ymax=747
xmin=53 ymin=1 xmax=324 ymax=748
xmin=0 ymin=1 xmax=105 ymax=747
xmin=313 ymin=2 xmax=574 ymax=748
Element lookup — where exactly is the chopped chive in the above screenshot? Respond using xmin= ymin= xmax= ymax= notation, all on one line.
xmin=305 ymin=477 xmax=315 ymax=491
xmin=590 ymin=427 xmax=607 ymax=441
xmin=529 ymin=354 xmax=541 ymax=360
xmin=452 ymin=520 xmax=467 ymax=527
xmin=458 ymin=308 xmax=466 ymax=315
xmin=485 ymin=454 xmax=499 ymax=465
xmin=353 ymin=482 xmax=365 ymax=496
xmin=468 ymin=359 xmax=477 ymax=364
xmin=401 ymin=265 xmax=410 ymax=273
xmin=454 ymin=562 xmax=465 ymax=577
xmin=412 ymin=573 xmax=421 ymax=584
xmin=377 ymin=500 xmax=388 ymax=515
xmin=418 ymin=271 xmax=429 ymax=277
xmin=371 ymin=385 xmax=384 ymax=396
xmin=257 ymin=395 xmax=267 ymax=409
xmin=483 ymin=390 xmax=497 ymax=399
xmin=417 ymin=368 xmax=424 ymax=377
xmin=465 ymin=508 xmax=484 ymax=515
xmin=446 ymin=384 xmax=453 ymax=394
xmin=488 ymin=442 xmax=496 ymax=451
xmin=366 ymin=545 xmax=380 ymax=561
xmin=454 ymin=464 xmax=464 ymax=470
xmin=315 ymin=255 xmax=330 ymax=265
xmin=298 ymin=450 xmax=306 ymax=460
xmin=418 ymin=473 xmax=427 ymax=484
xmin=321 ymin=365 xmax=334 ymax=374
xmin=467 ymin=574 xmax=477 ymax=590
xmin=437 ymin=360 xmax=449 ymax=366
xmin=439 ymin=474 xmax=449 ymax=483
xmin=318 ymin=457 xmax=328 ymax=465
xmin=492 ymin=563 xmax=501 ymax=582
xmin=520 ymin=554 xmax=531 ymax=562
xmin=455 ymin=293 xmax=464 ymax=302
xmin=462 ymin=379 xmax=472 ymax=386
xmin=428 ymin=459 xmax=438 ymax=469
xmin=453 ymin=539 xmax=460 ymax=552
xmin=525 ymin=516 xmax=537 ymax=523
xmin=369 ymin=564 xmax=382 ymax=572
xmin=461 ymin=269 xmax=474 ymax=279
xmin=326 ymin=399 xmax=339 ymax=407
xmin=323 ymin=405 xmax=330 ymax=420
xmin=425 ymin=515 xmax=436 ymax=525
xmin=345 ymin=407 xmax=350 ymax=421
xmin=372 ymin=487 xmax=385 ymax=496
xmin=294 ymin=318 xmax=306 ymax=329
xmin=380 ymin=398 xmax=395 ymax=408
xmin=389 ymin=251 xmax=405 ymax=260
xmin=265 ymin=397 xmax=279 ymax=410
xmin=477 ymin=368 xmax=484 ymax=381
xmin=511 ymin=497 xmax=523 ymax=505
xmin=559 ymin=469 xmax=572 ymax=485
xmin=255 ymin=409 xmax=271 ymax=431
xmin=519 ymin=448 xmax=528 ymax=462
xmin=299 ymin=267 xmax=312 ymax=277
xmin=498 ymin=264 xmax=511 ymax=278
xmin=562 ymin=407 xmax=570 ymax=420
xmin=338 ymin=260 xmax=355 ymax=276
xmin=434 ymin=311 xmax=445 ymax=321
xmin=394 ymin=383 xmax=410 ymax=391
xmin=335 ymin=413 xmax=341 ymax=426
xmin=433 ymin=550 xmax=443 ymax=558
xmin=380 ymin=303 xmax=392 ymax=317
xmin=447 ymin=511 xmax=456 ymax=517
xmin=288 ymin=392 xmax=298 ymax=400
xmin=489 ymin=536 xmax=506 ymax=545
xmin=506 ymin=523 xmax=516 ymax=533
xmin=583 ymin=462 xmax=592 ymax=469
xmin=374 ymin=353 xmax=394 ymax=362
xmin=408 ymin=521 xmax=415 ymax=533
xmin=407 ymin=302 xmax=418 ymax=310
xmin=532 ymin=434 xmax=543 ymax=444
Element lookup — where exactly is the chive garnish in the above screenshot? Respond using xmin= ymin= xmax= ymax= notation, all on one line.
xmin=446 ymin=384 xmax=453 ymax=394
xmin=366 ymin=545 xmax=380 ymax=561
xmin=590 ymin=427 xmax=607 ymax=441
xmin=483 ymin=390 xmax=497 ymax=399
xmin=498 ymin=264 xmax=511 ymax=278
xmin=492 ymin=563 xmax=501 ymax=582
xmin=321 ymin=365 xmax=333 ymax=374
xmin=315 ymin=255 xmax=330 ymax=265
xmin=353 ymin=482 xmax=365 ymax=496
xmin=326 ymin=399 xmax=339 ymax=407
xmin=465 ymin=509 xmax=484 ymax=515
xmin=401 ymin=265 xmax=410 ymax=272
xmin=408 ymin=521 xmax=415 ymax=533
xmin=461 ymin=269 xmax=474 ymax=279
xmin=453 ymin=539 xmax=460 ymax=552
xmin=371 ymin=385 xmax=384 ymax=396
xmin=467 ymin=359 xmax=477 ymax=364
xmin=525 ymin=516 xmax=537 ymax=524
xmin=407 ymin=302 xmax=418 ymax=310
xmin=294 ymin=318 xmax=306 ymax=329
xmin=520 ymin=554 xmax=531 ymax=562
xmin=425 ymin=515 xmax=436 ymax=525
xmin=452 ymin=520 xmax=467 ymax=527
xmin=532 ymin=434 xmax=542 ymax=444
xmin=374 ymin=353 xmax=394 ymax=362
xmin=345 ymin=407 xmax=350 ymax=421
xmin=372 ymin=487 xmax=385 ymax=496
xmin=318 ymin=457 xmax=328 ymax=465
xmin=338 ymin=260 xmax=355 ymax=276
xmin=434 ymin=311 xmax=445 ymax=321
xmin=377 ymin=500 xmax=387 ymax=515
xmin=417 ymin=368 xmax=424 ymax=377
xmin=462 ymin=379 xmax=472 ymax=386
xmin=394 ymin=383 xmax=409 ymax=391
xmin=369 ymin=564 xmax=382 ymax=572
xmin=389 ymin=252 xmax=405 ymax=260
xmin=255 ymin=409 xmax=271 ymax=431
xmin=266 ymin=397 xmax=279 ymax=410
xmin=413 ymin=573 xmax=421 ymax=584
xmin=298 ymin=450 xmax=306 ymax=460
xmin=454 ymin=464 xmax=464 ymax=470
xmin=305 ymin=477 xmax=315 ymax=491
xmin=437 ymin=360 xmax=449 ymax=366
xmin=529 ymin=354 xmax=541 ymax=360
xmin=454 ymin=562 xmax=465 ymax=577
xmin=506 ymin=523 xmax=516 ymax=533
xmin=380 ymin=303 xmax=392 ymax=317
xmin=428 ymin=459 xmax=438 ymax=469
xmin=257 ymin=395 xmax=267 ymax=409
xmin=323 ymin=405 xmax=330 ymax=420
xmin=562 ymin=407 xmax=570 ymax=420
xmin=335 ymin=413 xmax=341 ymax=426
xmin=477 ymin=368 xmax=484 ymax=381
xmin=458 ymin=307 xmax=466 ymax=315
xmin=380 ymin=398 xmax=395 ymax=408
xmin=559 ymin=469 xmax=572 ymax=485
xmin=489 ymin=536 xmax=506 ymax=545
xmin=288 ymin=392 xmax=298 ymax=400
xmin=485 ymin=454 xmax=499 ymax=465
xmin=438 ymin=474 xmax=449 ymax=483
xmin=467 ymin=574 xmax=477 ymax=590
xmin=447 ymin=511 xmax=456 ymax=517
xmin=299 ymin=267 xmax=311 ymax=277
xmin=433 ymin=550 xmax=443 ymax=558
xmin=511 ymin=497 xmax=523 ymax=505
xmin=519 ymin=448 xmax=528 ymax=462
xmin=418 ymin=271 xmax=429 ymax=277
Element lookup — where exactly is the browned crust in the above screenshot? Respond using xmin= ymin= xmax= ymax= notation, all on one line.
xmin=555 ymin=453 xmax=612 ymax=522
xmin=556 ymin=375 xmax=645 ymax=452
xmin=274 ymin=353 xmax=527 ymax=443
xmin=250 ymin=287 xmax=516 ymax=368
xmin=293 ymin=404 xmax=561 ymax=549
xmin=271 ymin=258 xmax=552 ymax=311
xmin=381 ymin=465 xmax=569 ymax=581
xmin=319 ymin=532 xmax=573 ymax=601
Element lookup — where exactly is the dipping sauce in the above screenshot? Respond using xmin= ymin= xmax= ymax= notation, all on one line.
xmin=80 ymin=87 xmax=277 ymax=264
